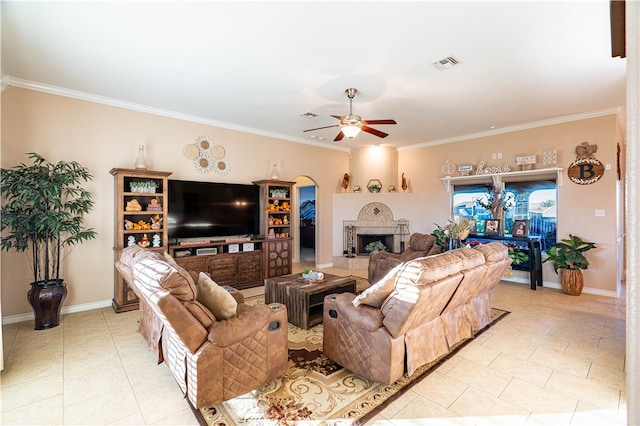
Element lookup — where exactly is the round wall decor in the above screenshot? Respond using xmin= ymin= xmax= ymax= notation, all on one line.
xmin=568 ymin=158 xmax=605 ymax=185
xmin=184 ymin=136 xmax=229 ymax=174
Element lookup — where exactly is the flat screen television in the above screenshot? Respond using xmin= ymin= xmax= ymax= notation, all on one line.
xmin=167 ymin=179 xmax=260 ymax=241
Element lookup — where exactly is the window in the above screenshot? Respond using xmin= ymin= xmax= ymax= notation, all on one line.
xmin=452 ymin=180 xmax=557 ymax=250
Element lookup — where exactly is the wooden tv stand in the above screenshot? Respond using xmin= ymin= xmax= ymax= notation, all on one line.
xmin=169 ymin=240 xmax=265 ymax=290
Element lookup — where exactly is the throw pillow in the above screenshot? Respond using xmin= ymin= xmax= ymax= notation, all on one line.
xmin=163 ymin=252 xmax=180 ymax=269
xmin=196 ymin=272 xmax=237 ymax=319
xmin=352 ymin=264 xmax=402 ymax=308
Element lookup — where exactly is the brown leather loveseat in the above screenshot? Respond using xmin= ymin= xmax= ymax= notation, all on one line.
xmin=323 ymin=243 xmax=510 ymax=384
xmin=368 ymin=232 xmax=442 ymax=284
xmin=115 ymin=245 xmax=288 ymax=408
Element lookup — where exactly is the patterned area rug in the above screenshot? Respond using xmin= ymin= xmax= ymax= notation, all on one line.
xmin=193 ymin=285 xmax=509 ymax=425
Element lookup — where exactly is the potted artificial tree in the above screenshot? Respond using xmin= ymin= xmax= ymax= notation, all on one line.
xmin=1 ymin=153 xmax=97 ymax=329
xmin=543 ymin=234 xmax=596 ymax=296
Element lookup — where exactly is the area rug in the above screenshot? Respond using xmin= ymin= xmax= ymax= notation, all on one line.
xmin=193 ymin=288 xmax=509 ymax=426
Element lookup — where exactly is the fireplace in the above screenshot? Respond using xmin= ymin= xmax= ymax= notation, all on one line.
xmin=342 ymin=202 xmax=409 ymax=257
xmin=357 ymin=234 xmax=394 ymax=255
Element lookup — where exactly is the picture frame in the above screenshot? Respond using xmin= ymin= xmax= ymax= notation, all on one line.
xmin=512 ymin=219 xmax=530 ymax=237
xmin=483 ymin=219 xmax=501 ymax=235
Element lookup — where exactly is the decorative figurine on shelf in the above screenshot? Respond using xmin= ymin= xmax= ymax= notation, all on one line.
xmin=401 ymin=173 xmax=408 ymax=192
xmin=353 ymin=185 xmax=361 ymax=193
xmin=125 ymin=199 xmax=142 ymax=212
xmin=146 ymin=198 xmax=162 ymax=211
xmin=268 ymin=228 xmax=276 ymax=239
xmin=341 ymin=173 xmax=350 ymax=192
xmin=152 ymin=234 xmax=161 ymax=248
xmin=283 ymin=215 xmax=289 ymax=225
xmin=127 ymin=235 xmax=136 ymax=246
xmin=138 ymin=234 xmax=150 ymax=248
xmin=151 ymin=214 xmax=162 ymax=230
xmin=133 ymin=220 xmax=151 ymax=230
xmin=124 ymin=219 xmax=134 ymax=230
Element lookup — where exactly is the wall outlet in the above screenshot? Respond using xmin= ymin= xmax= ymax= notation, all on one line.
xmin=595 ymin=209 xmax=605 ymax=217
xmin=492 ymin=153 xmax=497 ymax=160
xmin=497 ymin=152 xmax=502 ymax=159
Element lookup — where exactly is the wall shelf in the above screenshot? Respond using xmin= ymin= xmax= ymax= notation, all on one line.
xmin=440 ymin=167 xmax=563 ymax=192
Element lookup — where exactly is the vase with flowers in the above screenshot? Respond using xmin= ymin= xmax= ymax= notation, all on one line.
xmin=432 ymin=217 xmax=474 ymax=251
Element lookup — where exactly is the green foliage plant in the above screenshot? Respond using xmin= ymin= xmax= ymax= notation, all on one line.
xmin=543 ymin=234 xmax=596 ymax=273
xmin=365 ymin=240 xmax=387 ymax=253
xmin=1 ymin=153 xmax=97 ymax=284
xmin=508 ymin=247 xmax=529 ymax=266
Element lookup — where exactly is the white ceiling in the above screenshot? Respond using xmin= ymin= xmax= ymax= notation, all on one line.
xmin=1 ymin=1 xmax=627 ymax=151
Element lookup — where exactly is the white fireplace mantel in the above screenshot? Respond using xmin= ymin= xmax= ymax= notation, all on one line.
xmin=332 ymin=192 xmax=428 ymax=258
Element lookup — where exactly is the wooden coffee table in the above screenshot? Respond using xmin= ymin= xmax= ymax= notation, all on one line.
xmin=265 ymin=273 xmax=356 ymax=329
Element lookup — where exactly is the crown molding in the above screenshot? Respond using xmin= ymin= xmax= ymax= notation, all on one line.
xmin=398 ymin=107 xmax=621 ymax=152
xmin=0 ymin=76 xmax=350 ymax=152
xmin=1 ymin=75 xmax=614 ymax=154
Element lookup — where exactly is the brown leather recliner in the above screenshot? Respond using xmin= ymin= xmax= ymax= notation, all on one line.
xmin=368 ymin=233 xmax=442 ymax=284
xmin=115 ymin=245 xmax=288 ymax=408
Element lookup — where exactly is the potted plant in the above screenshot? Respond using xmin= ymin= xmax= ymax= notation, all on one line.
xmin=365 ymin=240 xmax=387 ymax=253
xmin=543 ymin=234 xmax=596 ymax=296
xmin=1 ymin=153 xmax=97 ymax=329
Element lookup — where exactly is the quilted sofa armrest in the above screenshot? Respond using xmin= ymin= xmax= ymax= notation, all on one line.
xmin=207 ymin=303 xmax=283 ymax=347
xmin=326 ymin=293 xmax=384 ymax=332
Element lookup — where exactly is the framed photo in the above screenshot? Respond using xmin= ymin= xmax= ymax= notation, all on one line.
xmin=484 ymin=219 xmax=501 ymax=235
xmin=512 ymin=219 xmax=530 ymax=237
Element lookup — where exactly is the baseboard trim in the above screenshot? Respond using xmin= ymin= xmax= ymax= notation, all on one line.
xmin=501 ymin=277 xmax=619 ymax=298
xmin=2 ymin=299 xmax=113 ymax=325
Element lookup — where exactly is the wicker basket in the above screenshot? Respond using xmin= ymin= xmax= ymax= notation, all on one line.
xmin=561 ymin=269 xmax=584 ymax=296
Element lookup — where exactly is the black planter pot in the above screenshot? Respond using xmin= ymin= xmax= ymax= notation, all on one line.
xmin=27 ymin=280 xmax=67 ymax=330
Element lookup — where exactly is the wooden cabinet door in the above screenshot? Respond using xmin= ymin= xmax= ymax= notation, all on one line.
xmin=238 ymin=251 xmax=263 ymax=284
xmin=207 ymin=254 xmax=237 ymax=286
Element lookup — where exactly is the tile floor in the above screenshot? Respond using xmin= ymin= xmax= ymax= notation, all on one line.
xmin=1 ymin=263 xmax=627 ymax=425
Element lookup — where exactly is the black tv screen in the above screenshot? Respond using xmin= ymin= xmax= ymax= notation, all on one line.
xmin=168 ymin=179 xmax=260 ymax=241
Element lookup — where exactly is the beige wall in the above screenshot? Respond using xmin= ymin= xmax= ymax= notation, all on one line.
xmin=348 ymin=145 xmax=399 ymax=192
xmin=399 ymin=114 xmax=621 ymax=295
xmin=1 ymin=88 xmax=623 ymax=319
xmin=0 ymin=88 xmax=348 ymax=318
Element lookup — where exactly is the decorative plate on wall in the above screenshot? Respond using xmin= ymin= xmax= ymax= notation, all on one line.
xmin=196 ymin=135 xmax=213 ymax=151
xmin=214 ymin=159 xmax=230 ymax=175
xmin=194 ymin=152 xmax=215 ymax=173
xmin=183 ymin=144 xmax=199 ymax=160
xmin=211 ymin=145 xmax=226 ymax=159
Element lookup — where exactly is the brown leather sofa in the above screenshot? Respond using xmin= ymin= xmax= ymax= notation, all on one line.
xmin=323 ymin=243 xmax=510 ymax=384
xmin=367 ymin=232 xmax=442 ymax=284
xmin=115 ymin=245 xmax=288 ymax=408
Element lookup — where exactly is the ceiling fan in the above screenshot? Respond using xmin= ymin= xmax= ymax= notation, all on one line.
xmin=304 ymin=88 xmax=397 ymax=142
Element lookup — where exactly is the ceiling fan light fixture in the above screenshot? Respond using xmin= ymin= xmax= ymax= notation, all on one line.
xmin=342 ymin=125 xmax=361 ymax=139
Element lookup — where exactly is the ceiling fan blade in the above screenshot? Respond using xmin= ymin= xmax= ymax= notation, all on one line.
xmin=303 ymin=124 xmax=340 ymax=132
xmin=362 ymin=119 xmax=397 ymax=125
xmin=330 ymin=115 xmax=345 ymax=122
xmin=361 ymin=125 xmax=389 ymax=139
xmin=334 ymin=131 xmax=345 ymax=142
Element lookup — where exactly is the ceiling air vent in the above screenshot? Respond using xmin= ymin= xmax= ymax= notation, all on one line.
xmin=431 ymin=56 xmax=460 ymax=71
xmin=300 ymin=112 xmax=318 ymax=118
